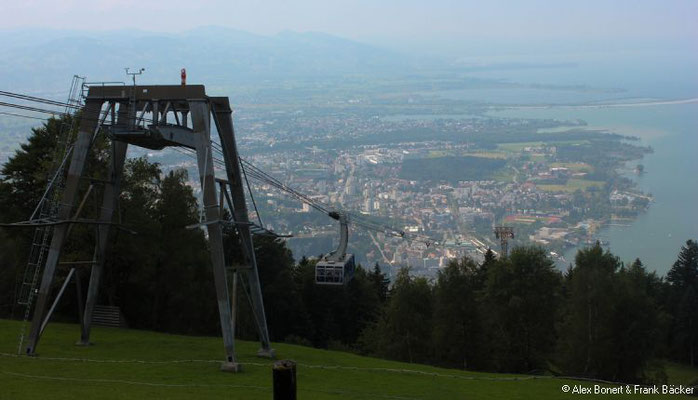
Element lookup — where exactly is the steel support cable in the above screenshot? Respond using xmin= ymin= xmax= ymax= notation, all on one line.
xmin=237 ymin=158 xmax=441 ymax=245
xmin=0 ymin=111 xmax=49 ymax=121
xmin=338 ymin=206 xmax=443 ymax=245
xmin=0 ymin=96 xmax=174 ymax=129
xmin=0 ymin=101 xmax=122 ymax=131
xmin=236 ymin=164 xmax=324 ymax=210
xmin=239 ymin=159 xmax=264 ymax=227
xmin=166 ymin=148 xmax=282 ymax=239
xmin=351 ymin=219 xmax=400 ymax=236
xmin=241 ymin=170 xmax=441 ymax=246
xmin=0 ymin=91 xmax=186 ymax=147
xmin=0 ymin=90 xmax=80 ymax=109
xmin=0 ymin=89 xmax=184 ymax=130
xmin=238 ymin=159 xmax=330 ymax=214
xmin=0 ymin=101 xmax=71 ymax=116
xmin=192 ymin=154 xmax=396 ymax=238
xmin=209 ymin=140 xmax=224 ymax=153
xmin=0 ymin=90 xmax=130 ymax=125
xmin=338 ymin=210 xmax=442 ymax=246
xmin=337 ymin=209 xmax=410 ymax=239
xmin=174 ymin=146 xmax=228 ymax=171
xmin=242 ymin=167 xmax=328 ymax=214
xmin=243 ymin=170 xmax=329 ymax=215
xmin=206 ymin=142 xmax=268 ymax=225
xmin=172 ymin=146 xmax=268 ymax=229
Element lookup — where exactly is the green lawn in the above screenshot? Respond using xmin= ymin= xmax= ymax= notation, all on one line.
xmin=491 ymin=168 xmax=515 ymax=183
xmin=465 ymin=151 xmax=509 ymax=159
xmin=538 ymin=178 xmax=605 ymax=193
xmin=549 ymin=162 xmax=594 ymax=173
xmin=0 ymin=319 xmax=694 ymax=399
xmin=497 ymin=140 xmax=589 ymax=153
xmin=666 ymin=362 xmax=698 ymax=386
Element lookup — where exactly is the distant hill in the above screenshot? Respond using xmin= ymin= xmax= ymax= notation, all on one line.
xmin=0 ymin=26 xmax=411 ymax=94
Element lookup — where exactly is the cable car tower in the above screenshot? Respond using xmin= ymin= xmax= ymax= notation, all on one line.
xmin=494 ymin=226 xmax=514 ymax=258
xmin=2 ymin=73 xmax=501 ymax=372
xmin=16 ymin=80 xmax=273 ymax=372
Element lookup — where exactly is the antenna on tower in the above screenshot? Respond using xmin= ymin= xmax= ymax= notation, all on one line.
xmin=125 ymin=67 xmax=145 ymax=86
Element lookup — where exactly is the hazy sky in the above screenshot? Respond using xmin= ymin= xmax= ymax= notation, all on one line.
xmin=3 ymin=0 xmax=696 ymax=45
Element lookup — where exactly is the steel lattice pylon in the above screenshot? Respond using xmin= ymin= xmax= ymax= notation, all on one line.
xmin=23 ymin=84 xmax=273 ymax=371
xmin=16 ymin=75 xmax=85 ymax=355
xmin=494 ymin=226 xmax=514 ymax=258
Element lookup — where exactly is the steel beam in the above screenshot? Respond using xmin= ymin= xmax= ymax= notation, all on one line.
xmin=211 ymin=97 xmax=273 ymax=358
xmin=25 ymin=99 xmax=104 ymax=355
xmin=40 ymin=268 xmax=76 ymax=335
xmin=78 ymin=139 xmax=128 ymax=345
xmin=190 ymin=101 xmax=240 ymax=371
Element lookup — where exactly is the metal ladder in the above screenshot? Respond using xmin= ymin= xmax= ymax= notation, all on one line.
xmin=16 ymin=75 xmax=85 ymax=354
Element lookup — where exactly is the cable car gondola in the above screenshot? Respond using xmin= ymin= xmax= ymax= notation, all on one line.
xmin=315 ymin=211 xmax=355 ymax=285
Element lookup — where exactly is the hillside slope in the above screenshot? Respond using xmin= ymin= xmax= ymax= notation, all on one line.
xmin=0 ymin=319 xmax=694 ymax=399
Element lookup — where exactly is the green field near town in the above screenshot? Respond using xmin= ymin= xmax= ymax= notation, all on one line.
xmin=497 ymin=140 xmax=590 ymax=152
xmin=538 ymin=178 xmax=605 ymax=193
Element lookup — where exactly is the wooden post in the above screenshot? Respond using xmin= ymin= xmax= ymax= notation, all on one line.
xmin=272 ymin=360 xmax=296 ymax=400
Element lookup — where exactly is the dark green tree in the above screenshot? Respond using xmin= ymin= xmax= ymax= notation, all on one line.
xmin=0 ymin=114 xmax=107 ymax=319
xmin=0 ymin=229 xmax=19 ymax=317
xmin=0 ymin=118 xmax=64 ymax=318
xmin=478 ymin=248 xmax=497 ymax=286
xmin=292 ymin=261 xmax=380 ymax=348
xmin=361 ymin=268 xmax=433 ymax=363
xmin=369 ymin=262 xmax=390 ymax=303
xmin=151 ymin=169 xmax=212 ymax=333
xmin=482 ymin=248 xmax=496 ymax=267
xmin=558 ymin=244 xmax=664 ymax=382
xmin=103 ymin=158 xmax=162 ymax=329
xmin=482 ymin=246 xmax=561 ymax=372
xmin=106 ymin=167 xmax=215 ymax=334
xmin=666 ymin=240 xmax=698 ymax=366
xmin=0 ymin=117 xmax=65 ymax=223
xmin=558 ymin=244 xmax=619 ymax=378
xmin=611 ymin=259 xmax=665 ymax=382
xmin=294 ymin=259 xmax=341 ymax=346
xmin=432 ymin=256 xmax=488 ymax=369
xmin=342 ymin=266 xmax=382 ymax=346
xmin=252 ymin=236 xmax=309 ymax=342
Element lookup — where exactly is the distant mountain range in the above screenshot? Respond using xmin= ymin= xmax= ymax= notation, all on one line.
xmin=0 ymin=26 xmax=413 ymax=94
